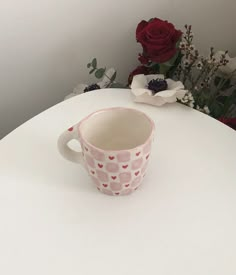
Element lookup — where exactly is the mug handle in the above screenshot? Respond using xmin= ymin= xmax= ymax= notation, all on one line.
xmin=57 ymin=126 xmax=85 ymax=167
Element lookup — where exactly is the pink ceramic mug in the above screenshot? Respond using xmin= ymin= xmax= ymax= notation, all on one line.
xmin=58 ymin=107 xmax=155 ymax=196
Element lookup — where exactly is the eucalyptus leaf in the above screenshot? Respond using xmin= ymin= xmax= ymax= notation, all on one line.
xmin=89 ymin=68 xmax=96 ymax=74
xmin=95 ymin=68 xmax=106 ymax=79
xmin=91 ymin=58 xmax=97 ymax=68
xmin=87 ymin=63 xmax=91 ymax=68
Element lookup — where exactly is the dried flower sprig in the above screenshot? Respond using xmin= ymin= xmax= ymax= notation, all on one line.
xmin=173 ymin=24 xmax=233 ymax=116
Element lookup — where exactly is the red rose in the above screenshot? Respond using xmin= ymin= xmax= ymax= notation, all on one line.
xmin=128 ymin=65 xmax=150 ymax=84
xmin=138 ymin=54 xmax=149 ymax=65
xmin=136 ymin=18 xmax=182 ymax=64
xmin=219 ymin=117 xmax=236 ymax=130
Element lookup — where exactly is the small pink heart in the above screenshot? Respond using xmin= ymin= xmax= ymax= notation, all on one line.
xmin=103 ymin=184 xmax=108 ymax=187
xmin=136 ymin=152 xmax=141 ymax=156
xmin=68 ymin=127 xmax=73 ymax=132
xmin=98 ymin=163 xmax=103 ymax=168
xmin=111 ymin=176 xmax=117 ymax=180
xmin=109 ymin=156 xmax=115 ymax=160
xmin=146 ymin=154 xmax=149 ymax=160
xmin=122 ymin=165 xmax=128 ymax=169
xmin=135 ymin=171 xmax=139 ymax=176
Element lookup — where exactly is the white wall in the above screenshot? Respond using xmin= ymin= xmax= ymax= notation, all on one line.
xmin=0 ymin=0 xmax=235 ymax=138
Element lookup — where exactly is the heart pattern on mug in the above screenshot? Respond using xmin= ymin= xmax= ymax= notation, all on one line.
xmin=81 ymin=140 xmax=152 ymax=196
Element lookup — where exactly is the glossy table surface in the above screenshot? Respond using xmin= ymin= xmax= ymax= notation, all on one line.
xmin=0 ymin=89 xmax=236 ymax=275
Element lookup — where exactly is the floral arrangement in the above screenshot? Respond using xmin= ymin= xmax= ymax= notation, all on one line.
xmin=67 ymin=18 xmax=236 ymax=130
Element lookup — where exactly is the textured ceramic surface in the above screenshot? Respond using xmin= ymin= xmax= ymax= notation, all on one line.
xmin=80 ymin=133 xmax=152 ymax=196
xmin=58 ymin=107 xmax=155 ymax=195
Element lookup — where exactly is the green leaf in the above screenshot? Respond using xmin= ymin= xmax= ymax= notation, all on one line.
xmin=110 ymin=82 xmax=127 ymax=88
xmin=214 ymin=76 xmax=222 ymax=86
xmin=95 ymin=68 xmax=106 ymax=79
xmin=166 ymin=52 xmax=183 ymax=78
xmin=89 ymin=68 xmax=96 ymax=74
xmin=210 ymin=102 xmax=224 ymax=118
xmin=91 ymin=58 xmax=97 ymax=68
xmin=159 ymin=64 xmax=170 ymax=75
xmin=214 ymin=76 xmax=231 ymax=91
xmin=176 ymin=39 xmax=181 ymax=49
xmin=110 ymin=71 xmax=117 ymax=83
xmin=228 ymin=90 xmax=236 ymax=104
xmin=87 ymin=63 xmax=91 ymax=68
xmin=149 ymin=63 xmax=160 ymax=73
xmin=163 ymin=51 xmax=179 ymax=67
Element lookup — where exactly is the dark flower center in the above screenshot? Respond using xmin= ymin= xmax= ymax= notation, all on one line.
xmin=148 ymin=79 xmax=168 ymax=95
xmin=84 ymin=84 xmax=101 ymax=93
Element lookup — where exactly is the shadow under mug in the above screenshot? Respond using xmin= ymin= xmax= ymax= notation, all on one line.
xmin=58 ymin=107 xmax=155 ymax=196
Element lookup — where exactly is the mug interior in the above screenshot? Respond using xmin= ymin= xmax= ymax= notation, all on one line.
xmin=79 ymin=108 xmax=153 ymax=150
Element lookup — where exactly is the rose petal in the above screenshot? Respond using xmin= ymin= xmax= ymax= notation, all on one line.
xmin=136 ymin=20 xmax=148 ymax=38
xmin=150 ymin=48 xmax=177 ymax=63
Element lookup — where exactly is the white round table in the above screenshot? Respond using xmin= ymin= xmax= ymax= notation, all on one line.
xmin=0 ymin=89 xmax=236 ymax=275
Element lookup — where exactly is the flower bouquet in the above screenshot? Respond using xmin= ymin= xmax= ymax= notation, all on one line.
xmin=70 ymin=18 xmax=236 ymax=130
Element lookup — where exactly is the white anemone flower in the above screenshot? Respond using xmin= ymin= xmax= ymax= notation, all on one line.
xmin=131 ymin=74 xmax=187 ymax=106
xmin=64 ymin=68 xmax=116 ymax=100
